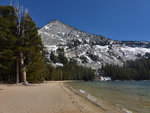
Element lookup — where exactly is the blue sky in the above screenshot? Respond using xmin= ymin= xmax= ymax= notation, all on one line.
xmin=1 ymin=0 xmax=150 ymax=41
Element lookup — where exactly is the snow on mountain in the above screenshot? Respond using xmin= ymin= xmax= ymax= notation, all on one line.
xmin=38 ymin=20 xmax=150 ymax=70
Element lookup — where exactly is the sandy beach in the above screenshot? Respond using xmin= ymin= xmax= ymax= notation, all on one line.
xmin=0 ymin=82 xmax=124 ymax=113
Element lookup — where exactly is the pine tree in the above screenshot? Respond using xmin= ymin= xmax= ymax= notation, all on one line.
xmin=0 ymin=6 xmax=48 ymax=84
xmin=50 ymin=51 xmax=57 ymax=63
xmin=58 ymin=52 xmax=68 ymax=65
xmin=20 ymin=10 xmax=46 ymax=83
xmin=0 ymin=6 xmax=17 ymax=83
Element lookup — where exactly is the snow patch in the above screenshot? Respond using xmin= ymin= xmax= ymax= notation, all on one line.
xmin=100 ymin=76 xmax=111 ymax=81
xmin=44 ymin=26 xmax=49 ymax=29
xmin=55 ymin=63 xmax=63 ymax=67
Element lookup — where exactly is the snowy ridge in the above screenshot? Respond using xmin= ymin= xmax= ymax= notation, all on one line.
xmin=38 ymin=20 xmax=150 ymax=70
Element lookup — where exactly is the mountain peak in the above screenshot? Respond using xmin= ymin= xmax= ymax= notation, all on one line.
xmin=38 ymin=20 xmax=150 ymax=70
xmin=50 ymin=19 xmax=62 ymax=24
xmin=39 ymin=19 xmax=112 ymax=46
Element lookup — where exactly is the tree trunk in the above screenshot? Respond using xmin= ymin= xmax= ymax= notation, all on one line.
xmin=16 ymin=58 xmax=19 ymax=84
xmin=20 ymin=52 xmax=28 ymax=85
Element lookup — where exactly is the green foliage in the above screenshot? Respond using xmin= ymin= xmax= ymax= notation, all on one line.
xmin=67 ymin=43 xmax=73 ymax=49
xmin=103 ymin=56 xmax=150 ymax=80
xmin=0 ymin=6 xmax=48 ymax=83
xmin=88 ymin=54 xmax=99 ymax=61
xmin=26 ymin=57 xmax=47 ymax=83
xmin=73 ymin=39 xmax=81 ymax=47
xmin=48 ymin=51 xmax=95 ymax=81
xmin=0 ymin=6 xmax=17 ymax=83
xmin=57 ymin=47 xmax=64 ymax=53
xmin=20 ymin=11 xmax=47 ymax=83
xmin=67 ymin=39 xmax=81 ymax=49
xmin=80 ymin=56 xmax=88 ymax=63
xmin=50 ymin=51 xmax=57 ymax=63
xmin=47 ymin=61 xmax=95 ymax=81
xmin=53 ymin=48 xmax=69 ymax=65
xmin=57 ymin=52 xmax=68 ymax=65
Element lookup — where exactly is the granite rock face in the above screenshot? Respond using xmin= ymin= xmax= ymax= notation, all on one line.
xmin=39 ymin=20 xmax=150 ymax=70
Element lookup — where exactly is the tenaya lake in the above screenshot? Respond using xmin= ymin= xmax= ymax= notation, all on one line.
xmin=66 ymin=81 xmax=150 ymax=113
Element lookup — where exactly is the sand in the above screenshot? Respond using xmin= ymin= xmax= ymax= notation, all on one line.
xmin=0 ymin=82 xmax=124 ymax=113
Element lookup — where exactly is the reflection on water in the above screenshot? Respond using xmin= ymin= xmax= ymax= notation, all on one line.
xmin=67 ymin=81 xmax=150 ymax=113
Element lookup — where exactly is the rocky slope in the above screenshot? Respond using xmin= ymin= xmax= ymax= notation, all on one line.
xmin=38 ymin=20 xmax=150 ymax=70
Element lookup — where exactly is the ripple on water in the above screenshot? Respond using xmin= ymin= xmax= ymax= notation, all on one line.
xmin=67 ymin=81 xmax=150 ymax=113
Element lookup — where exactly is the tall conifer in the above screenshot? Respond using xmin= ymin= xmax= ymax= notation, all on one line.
xmin=0 ymin=6 xmax=17 ymax=83
xmin=20 ymin=10 xmax=46 ymax=83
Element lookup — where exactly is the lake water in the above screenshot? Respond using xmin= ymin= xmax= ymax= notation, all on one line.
xmin=66 ymin=81 xmax=150 ymax=113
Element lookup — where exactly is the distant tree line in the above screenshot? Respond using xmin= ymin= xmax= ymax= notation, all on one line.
xmin=103 ymin=53 xmax=150 ymax=80
xmin=48 ymin=49 xmax=95 ymax=81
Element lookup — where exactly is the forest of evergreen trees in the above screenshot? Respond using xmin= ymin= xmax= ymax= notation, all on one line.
xmin=0 ymin=6 xmax=48 ymax=84
xmin=0 ymin=6 xmax=95 ymax=84
xmin=103 ymin=53 xmax=150 ymax=80
xmin=47 ymin=50 xmax=95 ymax=81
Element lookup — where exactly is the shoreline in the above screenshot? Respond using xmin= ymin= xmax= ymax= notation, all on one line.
xmin=0 ymin=81 xmax=125 ymax=113
xmin=63 ymin=82 xmax=125 ymax=113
